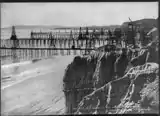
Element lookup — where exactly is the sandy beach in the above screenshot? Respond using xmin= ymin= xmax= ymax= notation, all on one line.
xmin=1 ymin=55 xmax=74 ymax=115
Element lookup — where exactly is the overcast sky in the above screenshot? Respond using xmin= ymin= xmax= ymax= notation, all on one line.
xmin=1 ymin=2 xmax=158 ymax=28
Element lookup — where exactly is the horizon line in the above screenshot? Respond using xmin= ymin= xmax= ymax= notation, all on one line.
xmin=1 ymin=17 xmax=157 ymax=29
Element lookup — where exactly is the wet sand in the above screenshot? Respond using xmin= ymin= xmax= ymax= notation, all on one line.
xmin=1 ymin=55 xmax=74 ymax=115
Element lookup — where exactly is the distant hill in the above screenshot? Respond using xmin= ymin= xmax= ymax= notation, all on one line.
xmin=121 ymin=18 xmax=158 ymax=33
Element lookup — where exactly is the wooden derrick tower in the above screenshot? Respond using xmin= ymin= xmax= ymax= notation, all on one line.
xmin=31 ymin=31 xmax=34 ymax=39
xmin=10 ymin=26 xmax=19 ymax=48
xmin=92 ymin=28 xmax=96 ymax=40
xmin=85 ymin=27 xmax=89 ymax=36
xmin=127 ymin=18 xmax=136 ymax=48
xmin=10 ymin=26 xmax=17 ymax=40
xmin=100 ymin=28 xmax=104 ymax=35
xmin=70 ymin=30 xmax=75 ymax=49
xmin=78 ymin=27 xmax=83 ymax=40
xmin=127 ymin=23 xmax=134 ymax=45
xmin=70 ymin=30 xmax=73 ymax=39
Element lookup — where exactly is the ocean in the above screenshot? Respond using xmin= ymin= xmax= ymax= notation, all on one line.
xmin=1 ymin=28 xmax=75 ymax=39
xmin=1 ymin=28 xmax=31 ymax=39
xmin=1 ymin=27 xmax=108 ymax=40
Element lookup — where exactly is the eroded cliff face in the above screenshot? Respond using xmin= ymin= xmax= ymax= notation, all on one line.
xmin=62 ymin=50 xmax=118 ymax=114
xmin=62 ymin=52 xmax=100 ymax=114
xmin=62 ymin=40 xmax=159 ymax=114
xmin=75 ymin=63 xmax=159 ymax=114
xmin=93 ymin=51 xmax=117 ymax=89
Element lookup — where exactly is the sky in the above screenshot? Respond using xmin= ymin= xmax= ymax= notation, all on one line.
xmin=1 ymin=2 xmax=158 ymax=28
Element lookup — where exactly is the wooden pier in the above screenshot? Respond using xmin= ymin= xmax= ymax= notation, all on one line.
xmin=1 ymin=26 xmax=127 ymax=65
xmin=0 ymin=38 xmax=126 ymax=65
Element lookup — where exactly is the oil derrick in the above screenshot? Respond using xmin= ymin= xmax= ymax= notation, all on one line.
xmin=100 ymin=28 xmax=104 ymax=41
xmin=86 ymin=27 xmax=92 ymax=47
xmin=127 ymin=23 xmax=136 ymax=48
xmin=10 ymin=26 xmax=17 ymax=40
xmin=100 ymin=28 xmax=104 ymax=35
xmin=85 ymin=27 xmax=91 ymax=54
xmin=70 ymin=30 xmax=73 ymax=39
xmin=92 ymin=28 xmax=96 ymax=40
xmin=84 ymin=27 xmax=89 ymax=41
xmin=108 ymin=29 xmax=113 ymax=44
xmin=127 ymin=17 xmax=136 ymax=48
xmin=85 ymin=27 xmax=89 ymax=36
xmin=114 ymin=28 xmax=122 ymax=45
xmin=78 ymin=27 xmax=83 ymax=40
xmin=70 ymin=30 xmax=75 ymax=49
xmin=31 ymin=31 xmax=34 ymax=39
xmin=49 ymin=32 xmax=53 ymax=39
xmin=10 ymin=26 xmax=19 ymax=49
xmin=108 ymin=29 xmax=112 ymax=38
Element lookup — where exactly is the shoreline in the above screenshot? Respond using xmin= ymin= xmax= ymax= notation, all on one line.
xmin=1 ymin=55 xmax=74 ymax=115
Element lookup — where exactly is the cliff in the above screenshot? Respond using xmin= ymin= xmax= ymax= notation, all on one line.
xmin=62 ymin=36 xmax=159 ymax=115
xmin=75 ymin=63 xmax=159 ymax=114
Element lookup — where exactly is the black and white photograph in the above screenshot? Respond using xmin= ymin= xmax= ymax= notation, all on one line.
xmin=1 ymin=2 xmax=159 ymax=115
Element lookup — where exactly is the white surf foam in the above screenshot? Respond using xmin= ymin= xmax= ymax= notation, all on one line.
xmin=2 ymin=61 xmax=32 ymax=69
xmin=1 ymin=67 xmax=54 ymax=90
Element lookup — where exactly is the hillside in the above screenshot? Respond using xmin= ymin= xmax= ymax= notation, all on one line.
xmin=121 ymin=18 xmax=158 ymax=32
